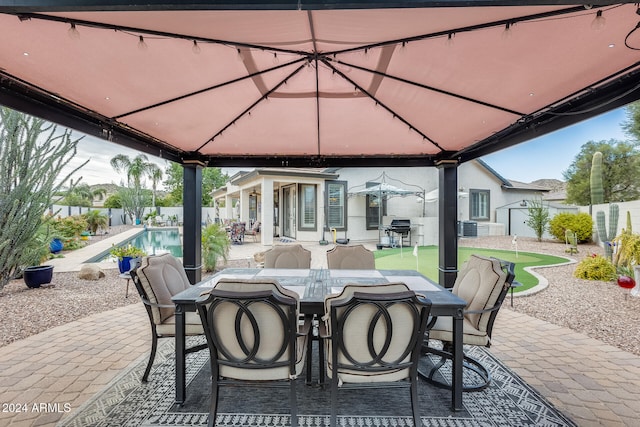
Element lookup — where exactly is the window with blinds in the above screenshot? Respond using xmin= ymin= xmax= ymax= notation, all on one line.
xmin=298 ymin=184 xmax=316 ymax=230
xmin=326 ymin=181 xmax=347 ymax=230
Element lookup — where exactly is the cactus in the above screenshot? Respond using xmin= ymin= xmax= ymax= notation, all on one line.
xmin=596 ymin=203 xmax=619 ymax=260
xmin=590 ymin=151 xmax=604 ymax=205
xmin=627 ymin=211 xmax=632 ymax=234
xmin=591 ymin=151 xmax=619 ymax=260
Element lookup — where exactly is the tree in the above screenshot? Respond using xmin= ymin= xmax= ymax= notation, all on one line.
xmin=103 ymin=193 xmax=123 ymax=208
xmin=0 ymin=107 xmax=86 ymax=290
xmin=110 ymin=154 xmax=159 ymax=221
xmin=163 ymin=162 xmax=229 ymax=206
xmin=563 ymin=139 xmax=640 ymax=205
xmin=149 ymin=164 xmax=163 ymax=208
xmin=61 ymin=181 xmax=107 ymax=207
xmin=117 ymin=186 xmax=151 ymax=224
xmin=524 ymin=197 xmax=550 ymax=242
xmin=622 ymin=101 xmax=640 ymax=141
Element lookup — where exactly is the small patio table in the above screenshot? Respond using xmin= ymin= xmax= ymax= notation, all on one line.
xmin=171 ymin=268 xmax=467 ymax=411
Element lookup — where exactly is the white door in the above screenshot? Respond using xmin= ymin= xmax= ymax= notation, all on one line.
xmin=282 ymin=185 xmax=296 ymax=239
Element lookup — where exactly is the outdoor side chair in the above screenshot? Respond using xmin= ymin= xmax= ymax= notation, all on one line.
xmin=263 ymin=244 xmax=311 ymax=269
xmin=196 ymin=278 xmax=311 ymax=427
xmin=244 ymin=221 xmax=261 ymax=242
xmin=321 ymin=283 xmax=432 ymax=427
xmin=326 ymin=244 xmax=375 ymax=269
xmin=565 ymin=229 xmax=578 ymax=254
xmin=421 ymin=254 xmax=515 ymax=391
xmin=131 ymin=253 xmax=207 ymax=382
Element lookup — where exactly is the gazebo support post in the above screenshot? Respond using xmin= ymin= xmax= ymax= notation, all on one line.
xmin=437 ymin=160 xmax=458 ymax=289
xmin=183 ymin=161 xmax=203 ymax=284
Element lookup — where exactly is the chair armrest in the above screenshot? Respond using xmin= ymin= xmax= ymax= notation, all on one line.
xmin=464 ymin=302 xmax=502 ymax=315
xmin=318 ymin=321 xmax=329 ymax=339
xmin=298 ymin=314 xmax=313 ymax=337
xmin=139 ymin=296 xmax=175 ymax=309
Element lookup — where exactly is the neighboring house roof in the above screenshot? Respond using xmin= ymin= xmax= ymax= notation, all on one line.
xmin=475 ymin=159 xmax=552 ymax=192
xmin=504 ymin=179 xmax=551 ymax=192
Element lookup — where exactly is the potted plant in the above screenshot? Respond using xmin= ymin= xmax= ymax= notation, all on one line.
xmin=110 ymin=244 xmax=147 ymax=274
xmin=22 ymin=228 xmax=54 ymax=288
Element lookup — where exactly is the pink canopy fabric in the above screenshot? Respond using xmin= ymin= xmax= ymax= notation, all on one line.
xmin=0 ymin=2 xmax=639 ymax=166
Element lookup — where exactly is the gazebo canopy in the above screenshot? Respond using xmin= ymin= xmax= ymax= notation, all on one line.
xmin=1 ymin=1 xmax=639 ymax=168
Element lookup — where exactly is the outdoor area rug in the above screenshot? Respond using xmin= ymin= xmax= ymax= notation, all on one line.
xmin=58 ymin=338 xmax=576 ymax=427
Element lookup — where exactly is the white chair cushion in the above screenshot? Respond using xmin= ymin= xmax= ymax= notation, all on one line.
xmin=137 ymin=254 xmax=192 ymax=325
xmin=452 ymin=255 xmax=507 ymax=332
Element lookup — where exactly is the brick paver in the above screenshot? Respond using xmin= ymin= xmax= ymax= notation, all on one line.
xmin=1 ymin=241 xmax=640 ymax=426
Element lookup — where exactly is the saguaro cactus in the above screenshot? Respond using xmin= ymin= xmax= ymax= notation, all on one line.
xmin=590 ymin=151 xmax=604 ymax=205
xmin=591 ymin=151 xmax=619 ymax=259
xmin=597 ymin=204 xmax=619 ymax=260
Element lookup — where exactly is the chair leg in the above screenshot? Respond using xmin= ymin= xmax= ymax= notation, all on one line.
xmin=142 ymin=333 xmax=158 ymax=382
xmin=208 ymin=379 xmax=220 ymax=427
xmin=410 ymin=375 xmax=422 ymax=427
xmin=420 ymin=344 xmax=491 ymax=392
xmin=290 ymin=379 xmax=298 ymax=427
xmin=330 ymin=376 xmax=338 ymax=427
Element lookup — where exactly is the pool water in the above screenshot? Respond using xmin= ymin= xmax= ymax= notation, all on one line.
xmin=92 ymin=228 xmax=183 ymax=262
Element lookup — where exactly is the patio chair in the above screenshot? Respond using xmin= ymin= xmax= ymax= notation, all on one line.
xmin=321 ymin=283 xmax=432 ymax=427
xmin=326 ymin=244 xmax=375 ymax=269
xmin=244 ymin=221 xmax=261 ymax=242
xmin=130 ymin=253 xmax=207 ymax=382
xmin=196 ymin=278 xmax=311 ymax=427
xmin=565 ymin=229 xmax=578 ymax=254
xmin=263 ymin=244 xmax=311 ymax=269
xmin=421 ymin=254 xmax=515 ymax=391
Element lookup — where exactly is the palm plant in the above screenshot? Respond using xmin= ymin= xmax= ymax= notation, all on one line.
xmin=84 ymin=210 xmax=109 ymax=235
xmin=201 ymin=223 xmax=230 ymax=272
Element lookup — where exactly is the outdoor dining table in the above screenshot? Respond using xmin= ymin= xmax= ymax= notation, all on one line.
xmin=171 ymin=268 xmax=468 ymax=411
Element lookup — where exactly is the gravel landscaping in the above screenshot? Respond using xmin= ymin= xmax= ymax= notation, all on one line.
xmin=1 ymin=231 xmax=639 ymax=357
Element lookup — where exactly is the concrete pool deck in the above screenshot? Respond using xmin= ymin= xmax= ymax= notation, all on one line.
xmin=44 ymin=227 xmax=145 ymax=272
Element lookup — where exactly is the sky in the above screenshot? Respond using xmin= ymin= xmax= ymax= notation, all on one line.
xmin=481 ymin=107 xmax=629 ymax=183
xmin=62 ymin=105 xmax=631 ymax=188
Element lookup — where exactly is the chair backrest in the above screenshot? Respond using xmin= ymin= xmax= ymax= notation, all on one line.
xmin=326 ymin=244 xmax=375 ymax=269
xmin=452 ymin=254 xmax=515 ymax=336
xmin=132 ymin=253 xmax=192 ymax=325
xmin=324 ymin=283 xmax=431 ymax=383
xmin=196 ymin=278 xmax=300 ymax=381
xmin=263 ymin=244 xmax=311 ymax=269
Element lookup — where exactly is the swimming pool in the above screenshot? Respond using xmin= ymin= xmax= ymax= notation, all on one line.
xmin=88 ymin=228 xmax=183 ymax=262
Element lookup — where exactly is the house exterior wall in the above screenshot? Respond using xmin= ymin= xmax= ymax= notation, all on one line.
xmin=496 ymin=201 xmax=578 ymax=239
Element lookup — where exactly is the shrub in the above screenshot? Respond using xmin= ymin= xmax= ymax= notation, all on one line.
xmin=202 ymin=223 xmax=230 ymax=272
xmin=549 ymin=212 xmax=593 ymax=243
xmin=51 ymin=215 xmax=89 ymax=239
xmin=574 ymin=254 xmax=616 ymax=281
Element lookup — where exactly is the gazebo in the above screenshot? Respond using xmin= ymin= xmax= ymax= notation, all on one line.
xmin=1 ymin=0 xmax=639 ymax=287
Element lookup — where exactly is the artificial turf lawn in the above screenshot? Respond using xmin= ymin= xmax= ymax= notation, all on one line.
xmin=374 ymin=246 xmax=569 ymax=292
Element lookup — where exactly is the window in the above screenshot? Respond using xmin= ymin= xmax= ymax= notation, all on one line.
xmin=249 ymin=194 xmax=257 ymax=222
xmin=298 ymin=184 xmax=316 ymax=230
xmin=470 ymin=189 xmax=490 ymax=220
xmin=366 ymin=184 xmax=387 ymax=230
xmin=326 ymin=181 xmax=347 ymax=231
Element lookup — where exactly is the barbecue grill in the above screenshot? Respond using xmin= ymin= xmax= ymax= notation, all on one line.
xmin=377 ymin=219 xmax=411 ymax=248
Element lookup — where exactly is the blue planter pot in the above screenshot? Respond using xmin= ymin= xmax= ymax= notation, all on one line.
xmin=23 ymin=265 xmax=54 ymax=288
xmin=118 ymin=256 xmax=133 ymax=274
xmin=49 ymin=238 xmax=63 ymax=254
